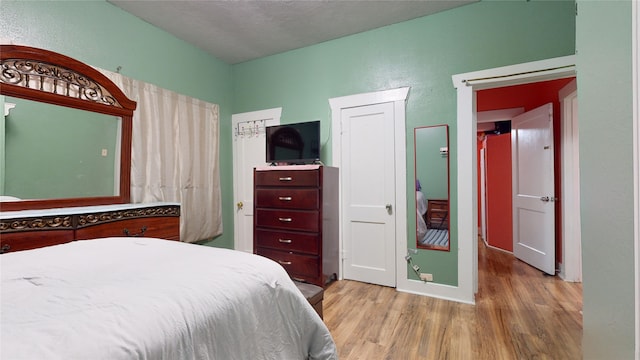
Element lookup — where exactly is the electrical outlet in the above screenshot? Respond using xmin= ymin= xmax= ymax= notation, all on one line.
xmin=419 ymin=273 xmax=433 ymax=282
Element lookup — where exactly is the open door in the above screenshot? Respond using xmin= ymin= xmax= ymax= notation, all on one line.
xmin=511 ymin=103 xmax=556 ymax=275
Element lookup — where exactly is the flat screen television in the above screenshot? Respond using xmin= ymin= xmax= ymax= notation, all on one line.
xmin=266 ymin=120 xmax=320 ymax=165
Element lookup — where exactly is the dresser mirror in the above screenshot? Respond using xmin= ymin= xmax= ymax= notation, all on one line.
xmin=414 ymin=124 xmax=450 ymax=251
xmin=0 ymin=45 xmax=136 ymax=211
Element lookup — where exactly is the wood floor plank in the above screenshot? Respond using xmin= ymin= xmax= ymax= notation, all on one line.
xmin=323 ymin=241 xmax=583 ymax=359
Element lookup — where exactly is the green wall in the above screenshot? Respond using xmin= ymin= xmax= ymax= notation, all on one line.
xmin=232 ymin=0 xmax=576 ymax=286
xmin=576 ymin=1 xmax=635 ymax=358
xmin=4 ymin=97 xmax=118 ymax=199
xmin=1 ymin=0 xmax=235 ymax=248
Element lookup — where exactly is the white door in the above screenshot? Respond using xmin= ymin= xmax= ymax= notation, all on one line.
xmin=232 ymin=108 xmax=281 ymax=253
xmin=341 ymin=102 xmax=396 ymax=287
xmin=511 ymin=103 xmax=556 ymax=274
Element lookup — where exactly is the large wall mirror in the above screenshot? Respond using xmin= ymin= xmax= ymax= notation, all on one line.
xmin=0 ymin=45 xmax=136 ymax=211
xmin=414 ymin=124 xmax=450 ymax=251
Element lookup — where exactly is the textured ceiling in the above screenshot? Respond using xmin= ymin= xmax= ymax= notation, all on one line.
xmin=108 ymin=0 xmax=476 ymax=64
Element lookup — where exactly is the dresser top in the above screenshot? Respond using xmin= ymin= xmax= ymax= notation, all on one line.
xmin=0 ymin=202 xmax=180 ymax=220
xmin=255 ymin=164 xmax=321 ymax=171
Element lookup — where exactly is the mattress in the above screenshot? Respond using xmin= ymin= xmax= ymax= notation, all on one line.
xmin=0 ymin=237 xmax=337 ymax=360
xmin=420 ymin=228 xmax=449 ymax=247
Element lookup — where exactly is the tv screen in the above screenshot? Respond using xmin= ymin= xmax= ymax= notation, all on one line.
xmin=266 ymin=121 xmax=320 ymax=165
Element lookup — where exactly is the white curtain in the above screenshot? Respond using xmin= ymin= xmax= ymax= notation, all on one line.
xmin=99 ymin=69 xmax=222 ymax=243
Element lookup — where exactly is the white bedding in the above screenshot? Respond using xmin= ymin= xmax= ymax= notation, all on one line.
xmin=0 ymin=237 xmax=337 ymax=360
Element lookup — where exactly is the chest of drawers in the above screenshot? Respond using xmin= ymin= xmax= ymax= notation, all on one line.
xmin=1 ymin=203 xmax=180 ymax=254
xmin=254 ymin=165 xmax=338 ymax=287
xmin=426 ymin=199 xmax=449 ymax=230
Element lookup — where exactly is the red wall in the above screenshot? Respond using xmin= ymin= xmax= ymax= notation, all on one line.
xmin=484 ymin=133 xmax=512 ymax=251
xmin=477 ymin=77 xmax=575 ymax=264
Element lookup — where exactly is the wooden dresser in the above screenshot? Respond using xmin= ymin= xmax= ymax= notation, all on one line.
xmin=0 ymin=202 xmax=180 ymax=254
xmin=426 ymin=199 xmax=449 ymax=230
xmin=254 ymin=165 xmax=338 ymax=287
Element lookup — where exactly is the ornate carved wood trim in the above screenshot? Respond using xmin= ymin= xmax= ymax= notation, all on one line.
xmin=1 ymin=58 xmax=122 ymax=108
xmin=0 ymin=216 xmax=73 ymax=233
xmin=0 ymin=205 xmax=179 ymax=234
xmin=76 ymin=205 xmax=180 ymax=228
xmin=0 ymin=45 xmax=136 ymax=112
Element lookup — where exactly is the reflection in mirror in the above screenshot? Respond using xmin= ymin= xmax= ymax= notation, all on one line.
xmin=415 ymin=125 xmax=450 ymax=251
xmin=2 ymin=96 xmax=121 ymax=200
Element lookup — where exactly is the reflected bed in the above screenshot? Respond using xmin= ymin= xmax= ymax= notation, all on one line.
xmin=1 ymin=237 xmax=337 ymax=360
xmin=420 ymin=228 xmax=449 ymax=247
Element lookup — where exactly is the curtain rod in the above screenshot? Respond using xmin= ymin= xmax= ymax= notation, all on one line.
xmin=462 ymin=65 xmax=576 ymax=86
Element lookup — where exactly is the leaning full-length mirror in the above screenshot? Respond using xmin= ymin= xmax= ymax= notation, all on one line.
xmin=414 ymin=125 xmax=450 ymax=251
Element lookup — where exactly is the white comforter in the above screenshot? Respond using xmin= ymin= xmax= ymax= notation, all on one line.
xmin=0 ymin=237 xmax=337 ymax=360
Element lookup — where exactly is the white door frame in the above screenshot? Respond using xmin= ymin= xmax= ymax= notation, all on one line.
xmin=559 ymin=79 xmax=581 ymax=282
xmin=231 ymin=107 xmax=281 ymax=251
xmin=329 ymin=87 xmax=409 ymax=282
xmin=452 ymin=55 xmax=576 ymax=303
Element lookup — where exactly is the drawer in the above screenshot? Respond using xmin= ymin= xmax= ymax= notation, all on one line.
xmin=255 ymin=209 xmax=319 ymax=232
xmin=255 ymin=169 xmax=319 ymax=187
xmin=255 ymin=188 xmax=319 ymax=210
xmin=75 ymin=216 xmax=180 ymax=241
xmin=1 ymin=230 xmax=74 ymax=254
xmin=427 ymin=200 xmax=448 ymax=211
xmin=255 ymin=228 xmax=320 ymax=255
xmin=257 ymin=247 xmax=319 ymax=278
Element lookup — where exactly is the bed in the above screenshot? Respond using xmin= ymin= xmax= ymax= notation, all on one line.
xmin=1 ymin=44 xmax=336 ymax=359
xmin=1 ymin=237 xmax=337 ymax=359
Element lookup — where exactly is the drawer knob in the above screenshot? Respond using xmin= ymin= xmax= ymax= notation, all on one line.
xmin=0 ymin=243 xmax=11 ymax=254
xmin=278 ymin=196 xmax=292 ymax=201
xmin=278 ymin=217 xmax=293 ymax=222
xmin=278 ymin=260 xmax=292 ymax=265
xmin=123 ymin=226 xmax=148 ymax=237
xmin=278 ymin=177 xmax=293 ymax=181
xmin=278 ymin=238 xmax=293 ymax=243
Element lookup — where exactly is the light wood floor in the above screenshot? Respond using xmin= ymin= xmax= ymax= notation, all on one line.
xmin=323 ymin=241 xmax=583 ymax=359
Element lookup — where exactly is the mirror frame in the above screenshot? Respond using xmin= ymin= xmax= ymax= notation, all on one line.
xmin=0 ymin=45 xmax=136 ymax=211
xmin=414 ymin=124 xmax=450 ymax=251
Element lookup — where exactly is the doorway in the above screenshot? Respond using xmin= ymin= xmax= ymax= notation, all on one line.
xmin=477 ymin=78 xmax=577 ymax=277
xmin=452 ymin=55 xmax=578 ymax=301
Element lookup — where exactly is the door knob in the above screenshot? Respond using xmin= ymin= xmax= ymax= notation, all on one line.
xmin=386 ymin=204 xmax=393 ymax=214
xmin=540 ymin=196 xmax=549 ymax=202
xmin=237 ymin=201 xmax=244 ymax=209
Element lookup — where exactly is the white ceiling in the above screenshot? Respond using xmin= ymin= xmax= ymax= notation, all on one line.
xmin=108 ymin=0 xmax=476 ymax=64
